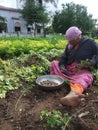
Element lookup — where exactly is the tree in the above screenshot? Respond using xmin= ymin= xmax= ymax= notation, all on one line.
xmin=20 ymin=1 xmax=49 ymax=36
xmin=52 ymin=2 xmax=97 ymax=34
xmin=20 ymin=0 xmax=58 ymax=36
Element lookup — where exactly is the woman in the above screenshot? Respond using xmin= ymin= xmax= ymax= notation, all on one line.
xmin=50 ymin=26 xmax=98 ymax=107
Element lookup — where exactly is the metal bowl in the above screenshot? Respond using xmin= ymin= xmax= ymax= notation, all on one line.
xmin=36 ymin=74 xmax=64 ymax=90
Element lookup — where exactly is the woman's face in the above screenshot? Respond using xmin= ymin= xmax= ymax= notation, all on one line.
xmin=69 ymin=35 xmax=82 ymax=45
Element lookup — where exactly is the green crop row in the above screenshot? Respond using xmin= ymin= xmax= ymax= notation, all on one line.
xmin=0 ymin=36 xmax=67 ymax=58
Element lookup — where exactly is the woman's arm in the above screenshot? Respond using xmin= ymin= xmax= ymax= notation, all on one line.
xmin=89 ymin=44 xmax=98 ymax=65
xmin=59 ymin=47 xmax=68 ymax=67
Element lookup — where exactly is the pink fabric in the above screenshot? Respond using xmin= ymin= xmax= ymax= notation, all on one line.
xmin=66 ymin=26 xmax=82 ymax=41
xmin=50 ymin=61 xmax=93 ymax=90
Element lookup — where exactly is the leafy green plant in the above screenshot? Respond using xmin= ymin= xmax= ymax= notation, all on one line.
xmin=40 ymin=110 xmax=71 ymax=130
xmin=50 ymin=35 xmax=59 ymax=44
xmin=64 ymin=79 xmax=70 ymax=86
xmin=91 ymin=67 xmax=98 ymax=85
xmin=94 ymin=113 xmax=98 ymax=119
xmin=0 ymin=37 xmax=66 ymax=58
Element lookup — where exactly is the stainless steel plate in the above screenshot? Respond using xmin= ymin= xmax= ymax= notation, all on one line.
xmin=36 ymin=74 xmax=64 ymax=90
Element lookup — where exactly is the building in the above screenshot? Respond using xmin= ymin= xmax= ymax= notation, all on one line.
xmin=0 ymin=5 xmax=43 ymax=36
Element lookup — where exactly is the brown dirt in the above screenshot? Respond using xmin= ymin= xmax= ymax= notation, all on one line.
xmin=0 ymin=83 xmax=98 ymax=130
xmin=0 ymin=55 xmax=98 ymax=130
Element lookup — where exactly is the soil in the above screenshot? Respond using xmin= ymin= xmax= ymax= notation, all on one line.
xmin=0 ymin=81 xmax=98 ymax=130
xmin=0 ymin=55 xmax=98 ymax=130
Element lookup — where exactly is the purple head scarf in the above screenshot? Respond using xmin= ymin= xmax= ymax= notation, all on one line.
xmin=65 ymin=26 xmax=82 ymax=41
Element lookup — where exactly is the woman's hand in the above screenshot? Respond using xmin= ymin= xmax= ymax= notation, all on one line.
xmin=75 ymin=61 xmax=92 ymax=70
xmin=60 ymin=65 xmax=74 ymax=75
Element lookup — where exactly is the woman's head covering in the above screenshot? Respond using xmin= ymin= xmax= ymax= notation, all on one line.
xmin=65 ymin=26 xmax=82 ymax=41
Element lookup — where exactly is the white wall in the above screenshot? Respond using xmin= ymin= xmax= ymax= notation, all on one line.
xmin=0 ymin=9 xmax=27 ymax=33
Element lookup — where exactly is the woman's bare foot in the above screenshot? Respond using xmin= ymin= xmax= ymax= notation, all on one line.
xmin=60 ymin=91 xmax=85 ymax=107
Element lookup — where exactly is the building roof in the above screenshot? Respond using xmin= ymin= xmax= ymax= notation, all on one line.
xmin=0 ymin=5 xmax=19 ymax=12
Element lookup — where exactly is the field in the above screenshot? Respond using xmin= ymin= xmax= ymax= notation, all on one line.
xmin=0 ymin=36 xmax=98 ymax=130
